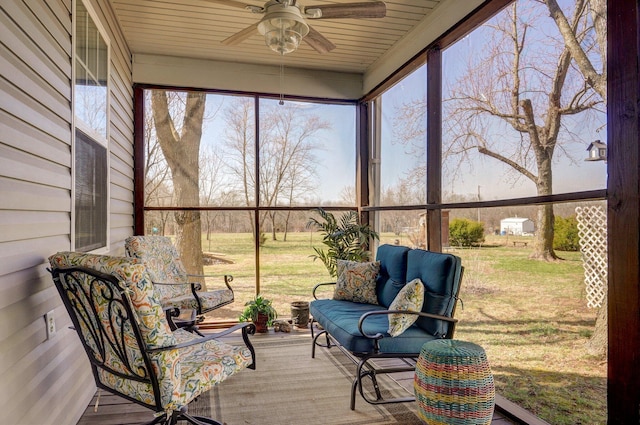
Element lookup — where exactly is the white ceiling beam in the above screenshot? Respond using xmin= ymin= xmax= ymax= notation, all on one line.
xmin=133 ymin=53 xmax=363 ymax=99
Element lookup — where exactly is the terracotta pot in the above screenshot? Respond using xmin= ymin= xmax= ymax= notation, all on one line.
xmin=254 ymin=312 xmax=269 ymax=333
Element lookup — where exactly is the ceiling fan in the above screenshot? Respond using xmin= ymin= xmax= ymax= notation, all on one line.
xmin=205 ymin=0 xmax=387 ymax=54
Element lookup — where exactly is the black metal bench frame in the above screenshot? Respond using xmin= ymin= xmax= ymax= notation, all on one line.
xmin=310 ymin=281 xmax=461 ymax=410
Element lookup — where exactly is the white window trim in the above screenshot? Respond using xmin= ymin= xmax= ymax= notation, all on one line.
xmin=71 ymin=0 xmax=111 ymax=253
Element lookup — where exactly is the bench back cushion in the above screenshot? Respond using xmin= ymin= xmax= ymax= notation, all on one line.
xmin=406 ymin=249 xmax=462 ymax=337
xmin=375 ymin=244 xmax=410 ymax=307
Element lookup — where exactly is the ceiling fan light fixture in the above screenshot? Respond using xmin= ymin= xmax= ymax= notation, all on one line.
xmin=257 ymin=4 xmax=309 ymax=55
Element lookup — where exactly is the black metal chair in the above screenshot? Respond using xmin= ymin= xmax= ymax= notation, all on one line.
xmin=49 ymin=251 xmax=255 ymax=425
xmin=125 ymin=236 xmax=234 ymax=334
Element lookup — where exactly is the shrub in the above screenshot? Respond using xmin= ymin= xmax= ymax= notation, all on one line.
xmin=449 ymin=218 xmax=485 ymax=247
xmin=554 ymin=215 xmax=580 ymax=251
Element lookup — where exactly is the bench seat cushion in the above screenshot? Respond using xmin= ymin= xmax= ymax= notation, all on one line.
xmin=310 ymin=299 xmax=438 ymax=355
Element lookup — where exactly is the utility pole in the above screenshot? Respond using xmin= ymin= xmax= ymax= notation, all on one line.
xmin=477 ymin=185 xmax=481 ymax=222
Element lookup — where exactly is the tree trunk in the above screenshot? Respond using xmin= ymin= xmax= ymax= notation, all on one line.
xmin=530 ymin=132 xmax=559 ymax=260
xmin=586 ymin=294 xmax=607 ymax=357
xmin=283 ymin=210 xmax=291 ymax=242
xmin=152 ymin=91 xmax=205 ymax=277
xmin=270 ymin=211 xmax=277 ymax=241
xmin=531 ymin=204 xmax=558 ymax=260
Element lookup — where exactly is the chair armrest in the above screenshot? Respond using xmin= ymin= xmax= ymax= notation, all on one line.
xmin=154 ymin=276 xmax=235 ymax=315
xmin=163 ymin=307 xmax=190 ymax=331
xmin=153 ymin=281 xmax=192 ymax=286
xmin=186 ymin=274 xmax=234 ymax=292
xmin=186 ymin=275 xmax=234 ymax=314
xmin=147 ymin=322 xmax=257 ymax=369
xmin=357 ymin=310 xmax=459 ymax=340
xmin=312 ymin=282 xmax=336 ymax=299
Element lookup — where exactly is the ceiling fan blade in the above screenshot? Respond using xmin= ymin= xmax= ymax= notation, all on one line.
xmin=222 ymin=22 xmax=259 ymax=46
xmin=303 ymin=25 xmax=336 ymax=54
xmin=304 ymin=1 xmax=386 ymax=19
xmin=201 ymin=0 xmax=256 ymax=10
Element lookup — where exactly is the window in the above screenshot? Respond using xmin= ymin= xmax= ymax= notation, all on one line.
xmin=75 ymin=130 xmax=107 ymax=251
xmin=73 ymin=0 xmax=109 ymax=251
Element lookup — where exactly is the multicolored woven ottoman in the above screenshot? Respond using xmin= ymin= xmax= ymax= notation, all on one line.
xmin=414 ymin=339 xmax=495 ymax=425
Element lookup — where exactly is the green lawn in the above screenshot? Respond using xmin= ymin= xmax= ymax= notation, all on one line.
xmin=199 ymin=232 xmax=606 ymax=425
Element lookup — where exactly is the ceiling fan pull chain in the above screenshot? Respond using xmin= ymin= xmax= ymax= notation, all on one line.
xmin=279 ymin=62 xmax=285 ymax=105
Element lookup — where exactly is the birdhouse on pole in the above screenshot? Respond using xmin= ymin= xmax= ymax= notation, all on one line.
xmin=585 ymin=140 xmax=607 ymax=162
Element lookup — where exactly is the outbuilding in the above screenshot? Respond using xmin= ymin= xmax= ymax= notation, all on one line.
xmin=500 ymin=217 xmax=535 ymax=236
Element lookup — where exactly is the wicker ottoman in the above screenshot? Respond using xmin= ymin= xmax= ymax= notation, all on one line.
xmin=414 ymin=339 xmax=495 ymax=425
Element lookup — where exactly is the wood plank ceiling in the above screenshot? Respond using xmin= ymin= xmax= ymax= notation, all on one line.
xmin=109 ymin=0 xmax=443 ymax=74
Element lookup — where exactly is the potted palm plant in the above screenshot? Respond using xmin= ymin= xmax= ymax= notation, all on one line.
xmin=239 ymin=294 xmax=278 ymax=333
xmin=306 ymin=208 xmax=380 ymax=278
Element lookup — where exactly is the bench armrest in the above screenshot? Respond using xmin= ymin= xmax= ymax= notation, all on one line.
xmin=357 ymin=310 xmax=459 ymax=351
xmin=312 ymin=281 xmax=336 ymax=299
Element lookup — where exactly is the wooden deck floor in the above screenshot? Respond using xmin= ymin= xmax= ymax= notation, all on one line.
xmin=75 ymin=326 xmax=535 ymax=425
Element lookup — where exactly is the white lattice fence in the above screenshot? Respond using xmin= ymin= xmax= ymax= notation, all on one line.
xmin=576 ymin=206 xmax=607 ymax=308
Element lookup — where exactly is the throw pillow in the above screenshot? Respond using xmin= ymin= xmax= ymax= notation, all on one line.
xmin=333 ymin=260 xmax=380 ymax=305
xmin=387 ymin=278 xmax=425 ymax=337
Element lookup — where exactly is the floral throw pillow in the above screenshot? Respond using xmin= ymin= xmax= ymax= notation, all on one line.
xmin=333 ymin=260 xmax=380 ymax=305
xmin=387 ymin=278 xmax=425 ymax=337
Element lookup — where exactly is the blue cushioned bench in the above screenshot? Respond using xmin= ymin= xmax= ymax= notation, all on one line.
xmin=310 ymin=244 xmax=464 ymax=409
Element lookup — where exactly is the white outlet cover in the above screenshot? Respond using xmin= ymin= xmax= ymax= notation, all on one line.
xmin=45 ymin=310 xmax=56 ymax=338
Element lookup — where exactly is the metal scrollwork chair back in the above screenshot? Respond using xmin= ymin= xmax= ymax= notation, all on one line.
xmin=49 ymin=252 xmax=255 ymax=425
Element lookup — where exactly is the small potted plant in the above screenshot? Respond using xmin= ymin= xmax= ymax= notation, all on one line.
xmin=239 ymin=294 xmax=278 ymax=333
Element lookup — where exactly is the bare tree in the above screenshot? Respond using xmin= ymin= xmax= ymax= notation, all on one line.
xmin=281 ymin=159 xmax=316 ymax=241
xmin=260 ymin=103 xmax=327 ymax=240
xmin=200 ymin=144 xmax=231 ymax=246
xmin=339 ymin=185 xmax=356 ymax=205
xmin=143 ymin=91 xmax=173 ymax=235
xmin=223 ymin=99 xmax=328 ymax=241
xmin=222 ymin=97 xmax=257 ymax=238
xmin=542 ymin=0 xmax=606 ymax=101
xmin=151 ymin=90 xmax=206 ymax=274
xmin=442 ymin=1 xmax=603 ymax=260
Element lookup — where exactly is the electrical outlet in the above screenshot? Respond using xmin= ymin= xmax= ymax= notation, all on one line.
xmin=45 ymin=310 xmax=56 ymax=339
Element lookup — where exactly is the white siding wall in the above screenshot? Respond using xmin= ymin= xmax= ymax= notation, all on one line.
xmin=0 ymin=1 xmax=133 ymax=424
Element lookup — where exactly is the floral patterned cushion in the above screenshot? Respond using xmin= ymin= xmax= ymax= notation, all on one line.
xmin=125 ymin=236 xmax=191 ymax=303
xmin=387 ymin=278 xmax=425 ymax=337
xmin=161 ymin=290 xmax=235 ymax=311
xmin=333 ymin=260 xmax=380 ymax=305
xmin=48 ymin=252 xmax=177 ymax=349
xmin=96 ymin=329 xmax=253 ymax=410
xmin=125 ymin=236 xmax=235 ymax=314
xmin=173 ymin=329 xmax=254 ymax=406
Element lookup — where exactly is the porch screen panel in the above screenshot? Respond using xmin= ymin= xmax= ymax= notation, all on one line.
xmin=376 ymin=64 xmax=427 ymax=207
xmin=258 ymin=98 xmax=356 ymax=207
xmin=441 ymin=0 xmax=606 ymax=204
xmin=445 ymin=201 xmax=606 ymax=425
xmin=144 ymin=91 xmax=256 ymax=209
